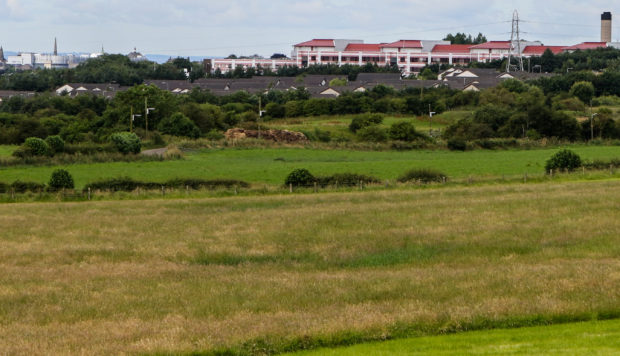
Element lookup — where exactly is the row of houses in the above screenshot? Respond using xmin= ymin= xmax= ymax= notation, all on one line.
xmin=206 ymin=38 xmax=619 ymax=76
xmin=0 ymin=67 xmax=551 ymax=104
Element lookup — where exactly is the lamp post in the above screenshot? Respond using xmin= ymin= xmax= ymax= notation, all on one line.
xmin=429 ymin=104 xmax=436 ymax=135
xmin=590 ymin=113 xmax=598 ymax=141
xmin=130 ymin=106 xmax=141 ymax=133
xmin=144 ymin=97 xmax=155 ymax=140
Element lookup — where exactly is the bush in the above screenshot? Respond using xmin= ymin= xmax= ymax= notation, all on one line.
xmin=83 ymin=177 xmax=250 ymax=192
xmin=204 ymin=129 xmax=225 ymax=140
xmin=398 ymin=168 xmax=447 ymax=183
xmin=447 ymin=138 xmax=467 ymax=151
xmin=23 ymin=137 xmax=50 ymax=156
xmin=357 ymin=126 xmax=388 ymax=142
xmin=285 ymin=168 xmax=315 ymax=187
xmin=0 ymin=182 xmax=8 ymax=193
xmin=10 ymin=180 xmax=46 ymax=193
xmin=45 ymin=135 xmax=65 ymax=155
xmin=110 ymin=132 xmax=141 ymax=154
xmin=389 ymin=121 xmax=423 ymax=142
xmin=316 ymin=173 xmax=379 ymax=187
xmin=265 ymin=102 xmax=285 ymax=119
xmin=349 ymin=113 xmax=384 ymax=133
xmin=545 ymin=149 xmax=582 ymax=173
xmin=157 ymin=113 xmax=201 ymax=138
xmin=48 ymin=169 xmax=74 ymax=191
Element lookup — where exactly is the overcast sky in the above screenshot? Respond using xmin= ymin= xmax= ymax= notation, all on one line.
xmin=1 ymin=0 xmax=619 ymax=57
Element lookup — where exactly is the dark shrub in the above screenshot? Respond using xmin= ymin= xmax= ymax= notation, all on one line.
xmin=349 ymin=113 xmax=384 ymax=133
xmin=0 ymin=182 xmax=9 ymax=193
xmin=316 ymin=173 xmax=379 ymax=187
xmin=545 ymin=149 xmax=582 ymax=173
xmin=389 ymin=121 xmax=422 ymax=142
xmin=164 ymin=178 xmax=250 ymax=189
xmin=265 ymin=102 xmax=285 ymax=119
xmin=398 ymin=168 xmax=447 ymax=183
xmin=205 ymin=129 xmax=225 ymax=140
xmin=314 ymin=128 xmax=331 ymax=142
xmin=84 ymin=177 xmax=142 ymax=192
xmin=158 ymin=113 xmax=201 ymax=138
xmin=285 ymin=168 xmax=315 ymax=187
xmin=45 ymin=135 xmax=65 ymax=155
xmin=447 ymin=138 xmax=467 ymax=151
xmin=357 ymin=126 xmax=388 ymax=142
xmin=110 ymin=132 xmax=141 ymax=154
xmin=48 ymin=169 xmax=74 ymax=191
xmin=582 ymin=158 xmax=620 ymax=170
xmin=23 ymin=137 xmax=50 ymax=156
xmin=10 ymin=180 xmax=45 ymax=193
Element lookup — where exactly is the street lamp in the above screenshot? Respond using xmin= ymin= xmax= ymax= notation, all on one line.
xmin=144 ymin=97 xmax=155 ymax=140
xmin=429 ymin=104 xmax=436 ymax=135
xmin=130 ymin=106 xmax=141 ymax=133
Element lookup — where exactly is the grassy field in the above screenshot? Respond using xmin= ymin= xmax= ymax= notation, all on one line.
xmin=266 ymin=112 xmax=466 ymax=139
xmin=1 ymin=180 xmax=619 ymax=354
xmin=1 ymin=145 xmax=619 ymax=188
xmin=288 ymin=319 xmax=620 ymax=355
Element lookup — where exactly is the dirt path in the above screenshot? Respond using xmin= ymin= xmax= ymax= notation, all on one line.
xmin=141 ymin=147 xmax=168 ymax=156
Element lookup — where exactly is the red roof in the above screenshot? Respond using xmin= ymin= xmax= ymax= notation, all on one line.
xmin=380 ymin=40 xmax=422 ymax=48
xmin=294 ymin=39 xmax=335 ymax=47
xmin=344 ymin=43 xmax=384 ymax=52
xmin=470 ymin=41 xmax=511 ymax=49
xmin=563 ymin=42 xmax=607 ymax=50
xmin=522 ymin=46 xmax=565 ymax=55
xmin=431 ymin=44 xmax=472 ymax=53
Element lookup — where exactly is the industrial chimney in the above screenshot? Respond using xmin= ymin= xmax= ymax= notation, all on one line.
xmin=601 ymin=12 xmax=612 ymax=43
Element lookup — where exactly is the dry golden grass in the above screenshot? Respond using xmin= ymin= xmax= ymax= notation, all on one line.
xmin=0 ymin=181 xmax=619 ymax=355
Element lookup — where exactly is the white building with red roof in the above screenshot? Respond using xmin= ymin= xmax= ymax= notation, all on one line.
xmin=205 ymin=36 xmax=614 ymax=77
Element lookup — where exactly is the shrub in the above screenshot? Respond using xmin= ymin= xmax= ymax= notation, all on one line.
xmin=398 ymin=168 xmax=447 ymax=183
xmin=110 ymin=132 xmax=141 ymax=154
xmin=10 ymin=180 xmax=46 ymax=193
xmin=357 ymin=126 xmax=388 ymax=142
xmin=285 ymin=168 xmax=315 ymax=187
xmin=447 ymin=138 xmax=467 ymax=151
xmin=83 ymin=177 xmax=250 ymax=192
xmin=205 ymin=129 xmax=225 ymax=140
xmin=316 ymin=173 xmax=379 ymax=187
xmin=0 ymin=182 xmax=8 ymax=193
xmin=163 ymin=144 xmax=184 ymax=160
xmin=45 ymin=135 xmax=65 ymax=155
xmin=545 ymin=149 xmax=582 ymax=173
xmin=23 ymin=137 xmax=50 ymax=156
xmin=48 ymin=169 xmax=74 ymax=191
xmin=349 ymin=113 xmax=384 ymax=133
xmin=313 ymin=128 xmax=331 ymax=142
xmin=157 ymin=113 xmax=201 ymax=138
xmin=265 ymin=102 xmax=285 ymax=119
xmin=389 ymin=121 xmax=422 ymax=142
xmin=84 ymin=177 xmax=141 ymax=192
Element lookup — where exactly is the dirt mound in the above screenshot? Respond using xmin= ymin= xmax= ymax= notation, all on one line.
xmin=225 ymin=128 xmax=308 ymax=143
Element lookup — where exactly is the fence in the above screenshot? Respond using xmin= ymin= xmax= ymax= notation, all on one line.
xmin=1 ymin=168 xmax=618 ymax=204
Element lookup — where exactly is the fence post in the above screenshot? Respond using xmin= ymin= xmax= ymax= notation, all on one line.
xmin=582 ymin=166 xmax=585 ymax=175
xmin=234 ymin=186 xmax=238 ymax=195
xmin=335 ymin=181 xmax=338 ymax=189
xmin=88 ymin=187 xmax=91 ymax=201
xmin=611 ymin=165 xmax=614 ymax=175
xmin=550 ymin=169 xmax=553 ymax=177
xmin=161 ymin=185 xmax=165 ymax=196
xmin=186 ymin=185 xmax=189 ymax=194
xmin=314 ymin=182 xmax=317 ymax=193
xmin=11 ymin=188 xmax=15 ymax=200
xmin=524 ymin=173 xmax=527 ymax=183
xmin=289 ymin=183 xmax=293 ymax=193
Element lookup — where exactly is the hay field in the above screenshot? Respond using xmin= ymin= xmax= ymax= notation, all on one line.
xmin=1 ymin=181 xmax=619 ymax=354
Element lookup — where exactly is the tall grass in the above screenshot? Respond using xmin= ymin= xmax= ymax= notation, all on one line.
xmin=0 ymin=181 xmax=618 ymax=354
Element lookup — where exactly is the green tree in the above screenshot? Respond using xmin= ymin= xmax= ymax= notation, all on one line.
xmin=569 ymin=81 xmax=595 ymax=104
xmin=158 ymin=112 xmax=201 ymax=138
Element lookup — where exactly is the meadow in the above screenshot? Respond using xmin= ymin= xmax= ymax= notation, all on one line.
xmin=288 ymin=319 xmax=620 ymax=355
xmin=1 ymin=145 xmax=619 ymax=188
xmin=1 ymin=180 xmax=619 ymax=354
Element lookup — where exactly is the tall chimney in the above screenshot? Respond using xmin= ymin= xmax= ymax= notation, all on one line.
xmin=601 ymin=12 xmax=612 ymax=43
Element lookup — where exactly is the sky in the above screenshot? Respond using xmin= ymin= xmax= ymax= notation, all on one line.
xmin=1 ymin=0 xmax=619 ymax=58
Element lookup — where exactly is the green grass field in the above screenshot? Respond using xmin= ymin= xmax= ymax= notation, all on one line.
xmin=288 ymin=319 xmax=620 ymax=355
xmin=266 ymin=112 xmax=465 ymax=139
xmin=1 ymin=180 xmax=619 ymax=354
xmin=1 ymin=145 xmax=619 ymax=188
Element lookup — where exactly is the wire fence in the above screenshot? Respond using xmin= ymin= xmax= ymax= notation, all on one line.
xmin=0 ymin=168 xmax=618 ymax=204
